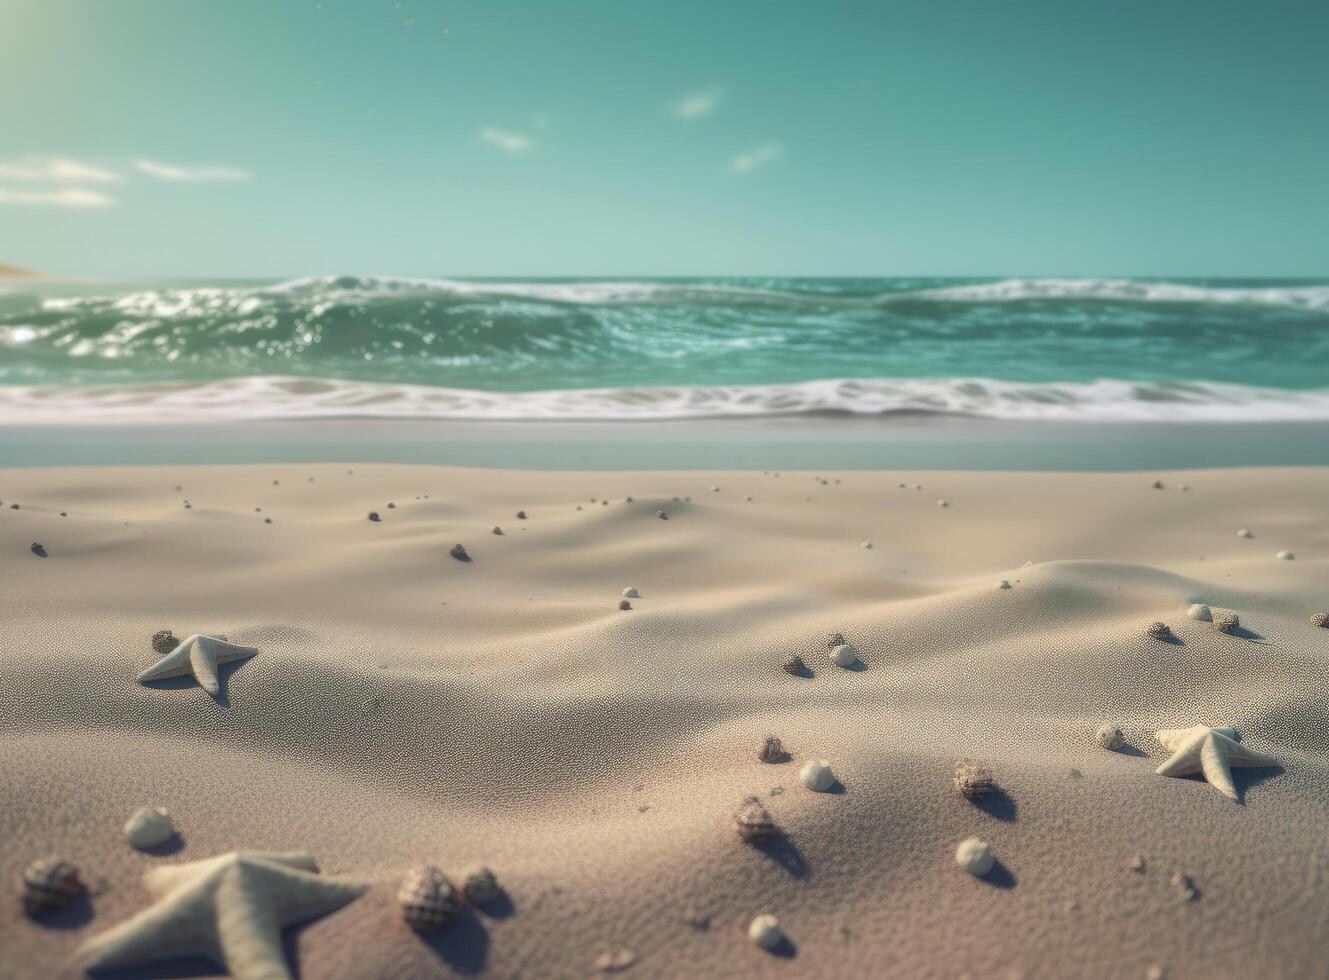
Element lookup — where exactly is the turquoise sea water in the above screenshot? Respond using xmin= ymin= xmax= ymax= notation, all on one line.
xmin=0 ymin=276 xmax=1326 ymax=421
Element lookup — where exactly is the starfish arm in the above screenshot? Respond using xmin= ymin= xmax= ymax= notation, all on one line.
xmin=1155 ymin=744 xmax=1201 ymax=778
xmin=136 ymin=636 xmax=196 ymax=684
xmin=78 ymin=874 xmax=221 ymax=971
xmin=1200 ymin=736 xmax=1239 ymax=800
xmin=190 ymin=642 xmax=221 ymax=695
xmin=217 ymin=872 xmax=293 ymax=980
xmin=1229 ymin=741 xmax=1279 ymax=768
xmin=208 ymin=636 xmax=260 ymax=667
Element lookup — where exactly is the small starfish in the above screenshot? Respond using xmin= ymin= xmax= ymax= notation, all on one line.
xmin=1155 ymin=725 xmax=1278 ymax=801
xmin=78 ymin=851 xmax=364 ymax=980
xmin=137 ymin=633 xmax=258 ymax=695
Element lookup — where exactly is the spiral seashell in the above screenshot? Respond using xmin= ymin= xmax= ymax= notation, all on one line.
xmin=19 ymin=858 xmax=83 ymax=916
xmin=398 ymin=864 xmax=461 ymax=932
xmin=734 ymin=796 xmax=779 ymax=842
xmin=460 ymin=865 xmax=500 ymax=906
xmin=151 ymin=630 xmax=179 ymax=655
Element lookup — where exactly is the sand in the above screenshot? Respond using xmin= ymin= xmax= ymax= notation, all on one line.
xmin=1 ymin=463 xmax=1328 ymax=978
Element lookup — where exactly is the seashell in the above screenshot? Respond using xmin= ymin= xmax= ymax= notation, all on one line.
xmin=937 ymin=499 xmax=948 ymax=507
xmin=997 ymin=579 xmax=1011 ymax=589
xmin=1151 ymin=479 xmax=1165 ymax=489
xmin=1277 ymin=550 xmax=1295 ymax=560
xmin=124 ymin=806 xmax=175 ymax=849
xmin=367 ymin=512 xmax=381 ymax=522
xmin=20 ymin=858 xmax=83 ymax=916
xmin=460 ymin=865 xmax=500 ymax=906
xmin=618 ymin=599 xmax=632 ymax=610
xmin=1311 ymin=612 xmax=1329 ymax=628
xmin=830 ymin=644 xmax=857 ymax=668
xmin=151 ymin=630 xmax=179 ymax=655
xmin=758 ymin=736 xmax=786 ymax=764
xmin=826 ymin=632 xmax=845 ymax=649
xmin=1187 ymin=603 xmax=1212 ymax=621
xmin=622 ymin=587 xmax=639 ymax=598
xmin=1237 ymin=528 xmax=1252 ymax=538
xmin=953 ymin=761 xmax=996 ymax=799
xmin=734 ymin=796 xmax=779 ymax=842
xmin=1146 ymin=622 xmax=1173 ymax=640
xmin=1095 ymin=725 xmax=1125 ymax=751
xmin=491 ymin=526 xmax=503 ymax=535
xmin=449 ymin=543 xmax=470 ymax=561
xmin=709 ymin=485 xmax=720 ymax=492
xmin=656 ymin=510 xmax=668 ymax=520
xmin=748 ymin=913 xmax=783 ymax=950
xmin=31 ymin=543 xmax=46 ymax=557
xmin=800 ymin=759 xmax=835 ymax=792
xmin=1171 ymin=871 xmax=1198 ymax=903
xmin=861 ymin=540 xmax=873 ymax=549
xmin=516 ymin=510 xmax=527 ymax=519
xmin=955 ymin=837 xmax=994 ymax=876
xmin=782 ymin=654 xmax=807 ymax=676
xmin=387 ymin=502 xmax=396 ymax=509
xmin=398 ymin=864 xmax=461 ymax=932
xmin=1213 ymin=610 xmax=1240 ymax=633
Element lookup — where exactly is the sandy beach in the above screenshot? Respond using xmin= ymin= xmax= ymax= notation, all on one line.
xmin=3 ymin=462 xmax=1327 ymax=978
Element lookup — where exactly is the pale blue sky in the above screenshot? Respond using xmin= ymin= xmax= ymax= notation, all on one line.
xmin=1 ymin=0 xmax=1326 ymax=278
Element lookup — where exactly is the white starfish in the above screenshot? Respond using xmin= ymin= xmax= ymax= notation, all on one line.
xmin=137 ymin=634 xmax=258 ymax=695
xmin=78 ymin=851 xmax=365 ymax=980
xmin=1155 ymin=725 xmax=1278 ymax=801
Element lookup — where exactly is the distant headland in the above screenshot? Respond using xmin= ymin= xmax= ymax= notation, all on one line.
xmin=0 ymin=264 xmax=43 ymax=280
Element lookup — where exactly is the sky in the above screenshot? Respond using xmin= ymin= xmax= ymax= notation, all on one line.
xmin=1 ymin=0 xmax=1326 ymax=279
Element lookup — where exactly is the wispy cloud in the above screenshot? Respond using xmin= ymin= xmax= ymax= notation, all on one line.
xmin=0 ymin=157 xmax=120 ymax=183
xmin=134 ymin=160 xmax=251 ymax=181
xmin=0 ymin=187 xmax=115 ymax=208
xmin=672 ymin=88 xmax=724 ymax=120
xmin=480 ymin=128 xmax=533 ymax=153
xmin=731 ymin=142 xmax=783 ymax=173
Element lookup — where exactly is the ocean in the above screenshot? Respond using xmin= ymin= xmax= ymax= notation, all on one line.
xmin=1 ymin=275 xmax=1327 ymax=423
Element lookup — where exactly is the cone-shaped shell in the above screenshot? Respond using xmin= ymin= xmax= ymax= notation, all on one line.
xmin=461 ymin=866 xmax=500 ymax=906
xmin=398 ymin=865 xmax=461 ymax=932
xmin=758 ymin=736 xmax=786 ymax=764
xmin=734 ymin=796 xmax=779 ymax=842
xmin=1146 ymin=622 xmax=1173 ymax=640
xmin=953 ymin=760 xmax=996 ymax=799
xmin=782 ymin=654 xmax=807 ymax=676
xmin=20 ymin=858 xmax=83 ymax=916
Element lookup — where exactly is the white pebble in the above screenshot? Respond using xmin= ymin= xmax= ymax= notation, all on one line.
xmin=621 ymin=586 xmax=639 ymax=598
xmin=1277 ymin=550 xmax=1295 ymax=560
xmin=955 ymin=836 xmax=994 ymax=876
xmin=861 ymin=541 xmax=873 ymax=549
xmin=124 ymin=806 xmax=174 ymax=849
xmin=709 ymin=485 xmax=720 ymax=492
xmin=1236 ymin=529 xmax=1252 ymax=538
xmin=1187 ymin=603 xmax=1212 ymax=622
xmin=800 ymin=759 xmax=836 ymax=792
xmin=830 ymin=643 xmax=857 ymax=668
xmin=748 ymin=913 xmax=783 ymax=949
xmin=937 ymin=499 xmax=948 ymax=507
xmin=997 ymin=579 xmax=1011 ymax=590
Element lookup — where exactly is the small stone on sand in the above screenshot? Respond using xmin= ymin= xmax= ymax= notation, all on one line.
xmin=622 ymin=586 xmax=639 ymax=598
xmin=830 ymin=644 xmax=858 ymax=668
xmin=618 ymin=599 xmax=632 ymax=610
xmin=758 ymin=736 xmax=786 ymax=763
xmin=656 ymin=510 xmax=668 ymax=520
xmin=30 ymin=543 xmax=47 ymax=558
xmin=460 ymin=866 xmax=500 ymax=906
xmin=1130 ymin=854 xmax=1147 ymax=873
xmin=1310 ymin=612 xmax=1329 ymax=628
xmin=492 ymin=526 xmax=503 ymax=535
xmin=516 ymin=510 xmax=527 ymax=519
xmin=449 ymin=543 xmax=470 ymax=561
xmin=800 ymin=759 xmax=836 ymax=792
xmin=1096 ymin=725 xmax=1125 ymax=751
xmin=1213 ymin=610 xmax=1240 ymax=633
xmin=1151 ymin=479 xmax=1165 ymax=489
xmin=19 ymin=858 xmax=83 ymax=916
xmin=997 ymin=579 xmax=1011 ymax=589
xmin=1187 ymin=603 xmax=1213 ymax=621
xmin=782 ymin=654 xmax=808 ymax=676
xmin=1146 ymin=621 xmax=1173 ymax=640
xmin=124 ymin=807 xmax=175 ymax=849
xmin=151 ymin=630 xmax=178 ymax=654
xmin=953 ymin=761 xmax=996 ymax=799
xmin=748 ymin=914 xmax=783 ymax=950
xmin=594 ymin=949 xmax=637 ymax=972
xmin=1277 ymin=549 xmax=1295 ymax=560
xmin=367 ymin=512 xmax=381 ymax=522
xmin=861 ymin=541 xmax=873 ymax=549
xmin=1171 ymin=872 xmax=1198 ymax=902
xmin=1237 ymin=528 xmax=1252 ymax=538
xmin=937 ymin=499 xmax=948 ymax=507
xmin=735 ymin=796 xmax=779 ymax=842
xmin=955 ymin=837 xmax=995 ymax=876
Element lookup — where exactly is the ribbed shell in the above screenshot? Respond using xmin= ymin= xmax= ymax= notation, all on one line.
xmin=461 ymin=866 xmax=500 ymax=906
xmin=20 ymin=858 xmax=82 ymax=916
xmin=734 ymin=797 xmax=779 ymax=842
xmin=398 ymin=865 xmax=461 ymax=932
xmin=826 ymin=632 xmax=846 ymax=649
xmin=953 ymin=761 xmax=997 ymax=799
xmin=1145 ymin=622 xmax=1173 ymax=640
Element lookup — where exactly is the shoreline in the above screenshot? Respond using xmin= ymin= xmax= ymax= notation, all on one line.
xmin=4 ymin=417 xmax=1329 ymax=470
